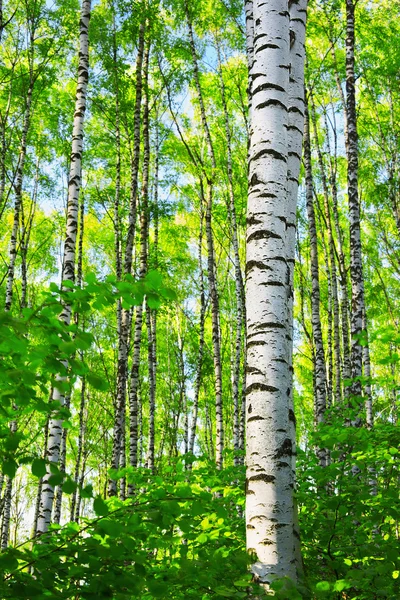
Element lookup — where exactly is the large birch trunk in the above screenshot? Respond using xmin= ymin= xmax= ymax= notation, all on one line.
xmin=36 ymin=0 xmax=91 ymax=535
xmin=245 ymin=0 xmax=307 ymax=585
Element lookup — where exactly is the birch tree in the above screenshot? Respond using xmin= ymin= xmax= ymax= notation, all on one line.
xmin=245 ymin=0 xmax=307 ymax=585
xmin=36 ymin=0 xmax=91 ymax=535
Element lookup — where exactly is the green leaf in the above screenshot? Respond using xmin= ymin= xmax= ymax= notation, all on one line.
xmin=48 ymin=472 xmax=64 ymax=486
xmin=87 ymin=373 xmax=109 ymax=391
xmin=93 ymin=496 xmax=109 ymax=516
xmin=62 ymin=478 xmax=77 ymax=494
xmin=2 ymin=459 xmax=18 ymax=479
xmin=80 ymin=484 xmax=93 ymax=499
xmin=316 ymin=581 xmax=330 ymax=592
xmin=145 ymin=269 xmax=163 ymax=290
xmin=31 ymin=459 xmax=47 ymax=478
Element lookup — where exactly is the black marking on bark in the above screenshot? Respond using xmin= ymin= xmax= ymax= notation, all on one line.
xmin=247 ymin=229 xmax=281 ymax=243
xmin=289 ymin=409 xmax=296 ymax=424
xmin=251 ymin=146 xmax=286 ymax=163
xmin=257 ymin=192 xmax=277 ymax=199
xmin=274 ymin=438 xmax=293 ymax=458
xmin=247 ymin=524 xmax=255 ymax=529
xmin=287 ymin=387 xmax=291 ymax=396
xmin=250 ymin=173 xmax=264 ymax=187
xmin=253 ymin=32 xmax=268 ymax=44
xmin=289 ymin=150 xmax=301 ymax=160
xmin=248 ymin=404 xmax=252 ymax=413
xmin=246 ymin=215 xmax=264 ymax=227
xmin=247 ymin=340 xmax=266 ymax=348
xmin=246 ymin=260 xmax=272 ymax=275
xmin=260 ymin=280 xmax=285 ymax=287
xmin=246 ymin=382 xmax=279 ymax=394
xmin=248 ymin=473 xmax=275 ymax=484
xmin=260 ymin=539 xmax=274 ymax=545
xmin=256 ymin=99 xmax=287 ymax=112
xmin=248 ymin=415 xmax=266 ymax=422
xmin=256 ymin=43 xmax=280 ymax=54
xmin=246 ymin=366 xmax=264 ymax=377
xmin=277 ymin=461 xmax=290 ymax=468
xmin=256 ymin=321 xmax=285 ymax=330
xmin=289 ymin=105 xmax=303 ymax=115
xmin=254 ymin=82 xmax=285 ymax=95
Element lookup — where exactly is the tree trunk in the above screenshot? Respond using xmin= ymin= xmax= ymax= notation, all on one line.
xmin=36 ymin=0 xmax=91 ymax=536
xmin=216 ymin=39 xmax=245 ymax=465
xmin=345 ymin=0 xmax=366 ymax=416
xmin=324 ymin=108 xmax=351 ymax=386
xmin=304 ymin=101 xmax=328 ymax=465
xmin=4 ymin=36 xmax=35 ymax=311
xmin=186 ymin=1 xmax=224 ymax=467
xmin=309 ymin=95 xmax=341 ymax=404
xmin=189 ymin=208 xmax=205 ymax=457
xmin=245 ymin=0 xmax=307 ymax=585
xmin=128 ymin=40 xmax=150 ymax=495
xmin=71 ymin=379 xmax=86 ymax=522
xmin=109 ymin=20 xmax=145 ymax=498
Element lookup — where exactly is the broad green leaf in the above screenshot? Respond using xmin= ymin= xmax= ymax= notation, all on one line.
xmin=31 ymin=459 xmax=47 ymax=478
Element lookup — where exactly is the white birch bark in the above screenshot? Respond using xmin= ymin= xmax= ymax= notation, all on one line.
xmin=309 ymin=96 xmax=341 ymax=404
xmin=216 ymin=40 xmax=246 ymax=464
xmin=186 ymin=2 xmax=224 ymax=467
xmin=189 ymin=209 xmax=205 ymax=457
xmin=304 ymin=102 xmax=328 ymax=465
xmin=109 ymin=20 xmax=145 ymax=497
xmin=128 ymin=41 xmax=150 ymax=494
xmin=36 ymin=0 xmax=91 ymax=535
xmin=4 ymin=43 xmax=34 ymax=311
xmin=245 ymin=0 xmax=307 ymax=585
xmin=345 ymin=0 xmax=367 ymax=416
xmin=324 ymin=108 xmax=351 ymax=386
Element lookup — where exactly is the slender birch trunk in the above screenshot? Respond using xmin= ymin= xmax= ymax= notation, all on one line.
xmin=128 ymin=41 xmax=150 ymax=494
xmin=20 ymin=158 xmax=39 ymax=310
xmin=186 ymin=2 xmax=224 ymax=467
xmin=146 ymin=306 xmax=156 ymax=472
xmin=245 ymin=0 xmax=307 ymax=585
xmin=309 ymin=95 xmax=341 ymax=403
xmin=216 ymin=40 xmax=246 ymax=464
xmin=36 ymin=0 xmax=91 ymax=535
xmin=1 ymin=22 xmax=38 ymax=545
xmin=304 ymin=102 xmax=328 ymax=465
xmin=345 ymin=0 xmax=366 ymax=415
xmin=325 ymin=108 xmax=351 ymax=385
xmin=189 ymin=208 xmax=205 ymax=456
xmin=70 ymin=377 xmax=86 ymax=522
xmin=0 ymin=420 xmax=16 ymax=549
xmin=4 ymin=34 xmax=35 ymax=311
xmin=146 ymin=120 xmax=159 ymax=473
xmin=109 ymin=20 xmax=145 ymax=497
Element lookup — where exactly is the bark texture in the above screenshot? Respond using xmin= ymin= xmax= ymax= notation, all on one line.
xmin=245 ymin=0 xmax=307 ymax=584
xmin=36 ymin=0 xmax=91 ymax=535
